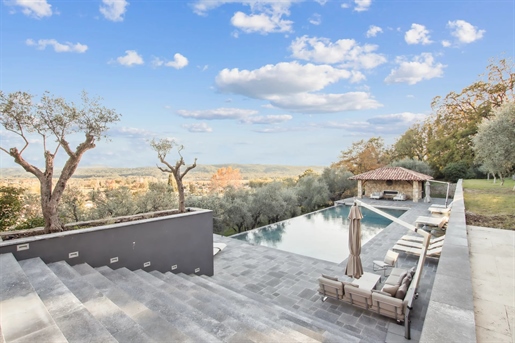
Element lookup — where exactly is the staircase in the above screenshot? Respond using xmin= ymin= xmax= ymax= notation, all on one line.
xmin=0 ymin=253 xmax=364 ymax=342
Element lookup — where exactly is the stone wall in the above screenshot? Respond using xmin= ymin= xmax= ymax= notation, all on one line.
xmin=363 ymin=180 xmax=422 ymax=200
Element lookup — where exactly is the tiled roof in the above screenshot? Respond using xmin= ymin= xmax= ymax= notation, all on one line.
xmin=348 ymin=167 xmax=433 ymax=181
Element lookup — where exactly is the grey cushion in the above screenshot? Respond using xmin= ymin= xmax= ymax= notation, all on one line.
xmin=395 ymin=283 xmax=408 ymax=299
xmin=322 ymin=274 xmax=338 ymax=281
xmin=409 ymin=266 xmax=416 ymax=277
xmin=382 ymin=284 xmax=399 ymax=296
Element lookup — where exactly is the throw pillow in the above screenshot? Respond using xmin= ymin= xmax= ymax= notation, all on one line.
xmin=322 ymin=274 xmax=338 ymax=281
xmin=395 ymin=283 xmax=408 ymax=299
xmin=409 ymin=266 xmax=416 ymax=277
xmin=402 ymin=274 xmax=412 ymax=288
xmin=396 ymin=271 xmax=407 ymax=285
xmin=382 ymin=284 xmax=399 ymax=297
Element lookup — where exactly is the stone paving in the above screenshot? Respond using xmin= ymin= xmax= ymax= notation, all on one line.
xmin=468 ymin=225 xmax=515 ymax=343
xmin=213 ymin=198 xmax=444 ymax=343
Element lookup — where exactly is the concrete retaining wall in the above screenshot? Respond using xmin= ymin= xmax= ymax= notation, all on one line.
xmin=0 ymin=208 xmax=214 ymax=276
xmin=420 ymin=180 xmax=477 ymax=342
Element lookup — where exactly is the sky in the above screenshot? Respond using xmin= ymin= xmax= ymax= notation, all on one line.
xmin=1 ymin=0 xmax=514 ymax=169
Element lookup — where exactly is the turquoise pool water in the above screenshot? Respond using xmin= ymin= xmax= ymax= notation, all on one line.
xmin=232 ymin=205 xmax=405 ymax=263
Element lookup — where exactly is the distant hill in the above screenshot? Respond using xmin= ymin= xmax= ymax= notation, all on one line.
xmin=1 ymin=164 xmax=326 ymax=181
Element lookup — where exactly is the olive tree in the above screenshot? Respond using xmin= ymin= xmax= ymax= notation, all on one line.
xmin=473 ymin=102 xmax=515 ymax=186
xmin=0 ymin=91 xmax=120 ymax=233
xmin=150 ymin=139 xmax=197 ymax=213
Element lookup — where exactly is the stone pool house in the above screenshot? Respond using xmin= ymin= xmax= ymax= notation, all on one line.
xmin=349 ymin=167 xmax=433 ymax=202
xmin=0 ymin=180 xmax=479 ymax=342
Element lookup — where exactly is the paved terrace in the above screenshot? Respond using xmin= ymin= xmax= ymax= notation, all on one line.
xmin=213 ymin=198 xmax=446 ymax=343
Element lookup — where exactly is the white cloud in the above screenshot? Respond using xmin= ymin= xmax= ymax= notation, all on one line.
xmin=177 ymin=108 xmax=258 ymax=120
xmin=153 ymin=53 xmax=189 ymax=69
xmin=182 ymin=123 xmax=213 ymax=133
xmin=100 ymin=0 xmax=129 ymax=22
xmin=341 ymin=3 xmax=350 ymax=8
xmin=315 ymin=0 xmax=327 ymax=5
xmin=447 ymin=20 xmax=485 ymax=43
xmin=321 ymin=112 xmax=426 ymax=134
xmin=354 ymin=0 xmax=371 ymax=12
xmin=26 ymin=39 xmax=88 ymax=53
xmin=115 ymin=50 xmax=144 ymax=66
xmin=192 ymin=0 xmax=296 ymax=16
xmin=267 ymin=92 xmax=382 ymax=113
xmin=441 ymin=40 xmax=451 ymax=47
xmin=109 ymin=126 xmax=155 ymax=138
xmin=385 ymin=53 xmax=445 ymax=85
xmin=309 ymin=13 xmax=321 ymax=26
xmin=241 ymin=114 xmax=292 ymax=124
xmin=290 ymin=36 xmax=386 ymax=69
xmin=231 ymin=11 xmax=292 ymax=34
xmin=216 ymin=61 xmax=358 ymax=99
xmin=8 ymin=0 xmax=52 ymax=18
xmin=366 ymin=25 xmax=382 ymax=38
xmin=216 ymin=61 xmax=381 ymax=113
xmin=405 ymin=23 xmax=432 ymax=45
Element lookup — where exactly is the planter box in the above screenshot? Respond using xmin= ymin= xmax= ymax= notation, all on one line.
xmin=0 ymin=208 xmax=214 ymax=276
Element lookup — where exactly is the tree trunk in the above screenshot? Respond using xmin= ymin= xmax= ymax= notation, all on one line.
xmin=175 ymin=173 xmax=186 ymax=213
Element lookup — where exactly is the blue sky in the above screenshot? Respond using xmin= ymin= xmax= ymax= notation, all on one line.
xmin=1 ymin=0 xmax=513 ymax=169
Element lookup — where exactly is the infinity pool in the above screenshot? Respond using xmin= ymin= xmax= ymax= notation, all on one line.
xmin=232 ymin=205 xmax=405 ymax=263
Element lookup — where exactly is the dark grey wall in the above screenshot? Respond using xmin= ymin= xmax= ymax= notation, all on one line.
xmin=0 ymin=209 xmax=214 ymax=276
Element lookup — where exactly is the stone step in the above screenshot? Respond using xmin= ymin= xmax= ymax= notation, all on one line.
xmin=97 ymin=266 xmax=229 ymax=343
xmin=0 ymin=253 xmax=67 ymax=343
xmin=20 ymin=258 xmax=117 ymax=343
xmin=71 ymin=263 xmax=191 ymax=343
xmin=139 ymin=269 xmax=292 ymax=343
xmin=179 ymin=272 xmax=361 ymax=343
xmin=156 ymin=271 xmax=323 ymax=343
xmin=202 ymin=273 xmax=368 ymax=342
xmin=46 ymin=261 xmax=155 ymax=343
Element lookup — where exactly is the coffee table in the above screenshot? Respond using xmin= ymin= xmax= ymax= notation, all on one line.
xmin=352 ymin=272 xmax=381 ymax=291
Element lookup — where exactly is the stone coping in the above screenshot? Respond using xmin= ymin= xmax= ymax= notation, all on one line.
xmin=419 ymin=179 xmax=477 ymax=342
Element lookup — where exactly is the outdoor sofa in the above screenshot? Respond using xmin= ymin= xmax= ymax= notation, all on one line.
xmin=318 ymin=266 xmax=416 ymax=323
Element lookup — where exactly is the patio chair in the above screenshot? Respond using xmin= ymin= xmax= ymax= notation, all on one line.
xmin=370 ymin=191 xmax=384 ymax=199
xmin=373 ymin=250 xmax=399 ymax=276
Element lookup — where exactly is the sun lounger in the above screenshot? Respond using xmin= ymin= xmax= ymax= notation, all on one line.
xmin=370 ymin=191 xmax=384 ymax=199
xmin=392 ymin=244 xmax=442 ymax=258
xmin=401 ymin=235 xmax=445 ymax=243
xmin=395 ymin=239 xmax=444 ymax=250
xmin=213 ymin=242 xmax=227 ymax=256
xmin=428 ymin=206 xmax=451 ymax=214
xmin=415 ymin=216 xmax=448 ymax=229
xmin=393 ymin=193 xmax=406 ymax=201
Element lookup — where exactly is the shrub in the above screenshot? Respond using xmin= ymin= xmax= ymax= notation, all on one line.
xmin=442 ymin=162 xmax=469 ymax=183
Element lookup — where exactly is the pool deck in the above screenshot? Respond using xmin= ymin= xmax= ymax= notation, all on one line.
xmin=214 ymin=197 xmax=446 ymax=342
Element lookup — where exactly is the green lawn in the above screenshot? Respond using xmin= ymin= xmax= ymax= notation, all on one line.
xmin=463 ymin=179 xmax=515 ymax=229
